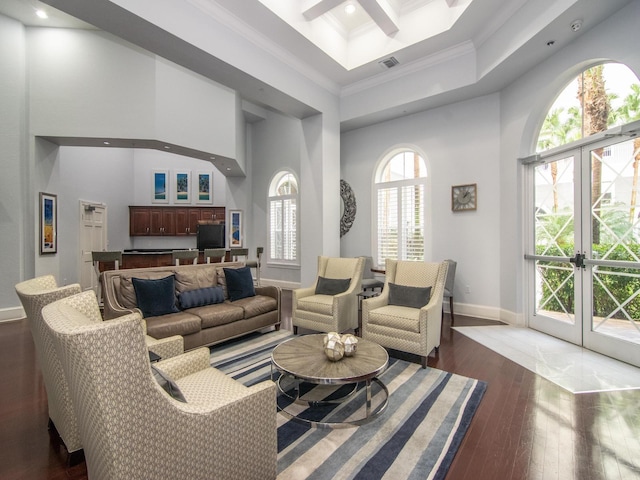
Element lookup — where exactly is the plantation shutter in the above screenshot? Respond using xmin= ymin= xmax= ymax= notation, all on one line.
xmin=376 ymin=183 xmax=425 ymax=265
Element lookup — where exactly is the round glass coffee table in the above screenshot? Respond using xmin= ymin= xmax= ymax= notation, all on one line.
xmin=271 ymin=334 xmax=389 ymax=427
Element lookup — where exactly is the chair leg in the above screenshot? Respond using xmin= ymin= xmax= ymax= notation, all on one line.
xmin=421 ymin=356 xmax=428 ymax=369
xmin=450 ymin=296 xmax=455 ymax=325
xmin=293 ymin=326 xmax=298 ymax=335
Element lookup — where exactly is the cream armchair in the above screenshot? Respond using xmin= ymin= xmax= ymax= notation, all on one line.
xmin=292 ymin=256 xmax=365 ymax=335
xmin=15 ymin=276 xmax=84 ymax=460
xmin=41 ymin=291 xmax=277 ymax=480
xmin=15 ymin=276 xmax=184 ymax=462
xmin=362 ymin=260 xmax=448 ymax=368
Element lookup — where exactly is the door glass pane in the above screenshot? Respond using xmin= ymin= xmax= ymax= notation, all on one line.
xmin=534 ymin=155 xmax=576 ymax=323
xmin=589 ymin=139 xmax=640 ymax=343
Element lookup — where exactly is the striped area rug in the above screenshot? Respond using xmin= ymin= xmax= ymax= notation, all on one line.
xmin=210 ymin=330 xmax=486 ymax=480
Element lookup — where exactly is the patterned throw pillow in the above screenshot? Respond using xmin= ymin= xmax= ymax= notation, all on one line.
xmin=178 ymin=286 xmax=224 ymax=309
xmin=388 ymin=283 xmax=432 ymax=309
xmin=132 ymin=275 xmax=179 ymax=318
xmin=223 ymin=266 xmax=256 ymax=302
xmin=315 ymin=276 xmax=351 ymax=295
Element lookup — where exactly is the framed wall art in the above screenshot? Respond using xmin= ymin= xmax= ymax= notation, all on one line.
xmin=152 ymin=170 xmax=169 ymax=203
xmin=39 ymin=192 xmax=57 ymax=255
xmin=196 ymin=171 xmax=213 ymax=204
xmin=174 ymin=170 xmax=191 ymax=203
xmin=229 ymin=210 xmax=243 ymax=247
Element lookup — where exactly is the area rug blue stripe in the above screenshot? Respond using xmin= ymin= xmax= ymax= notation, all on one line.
xmin=210 ymin=330 xmax=486 ymax=480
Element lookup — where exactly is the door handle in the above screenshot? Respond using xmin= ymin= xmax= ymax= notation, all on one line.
xmin=569 ymin=253 xmax=585 ymax=268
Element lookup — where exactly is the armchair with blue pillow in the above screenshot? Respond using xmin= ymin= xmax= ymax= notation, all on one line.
xmin=292 ymin=256 xmax=365 ymax=335
xmin=361 ymin=259 xmax=448 ymax=368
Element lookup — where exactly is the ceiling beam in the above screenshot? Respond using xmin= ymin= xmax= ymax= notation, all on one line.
xmin=357 ymin=0 xmax=399 ymax=36
xmin=302 ymin=0 xmax=345 ymax=21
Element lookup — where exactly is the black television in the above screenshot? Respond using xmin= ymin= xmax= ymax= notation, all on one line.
xmin=197 ymin=224 xmax=225 ymax=250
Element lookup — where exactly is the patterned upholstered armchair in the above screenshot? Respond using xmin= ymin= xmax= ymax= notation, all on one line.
xmin=292 ymin=256 xmax=365 ymax=335
xmin=15 ymin=276 xmax=184 ymax=462
xmin=14 ymin=276 xmax=83 ymax=459
xmin=41 ymin=291 xmax=277 ymax=480
xmin=362 ymin=260 xmax=448 ymax=368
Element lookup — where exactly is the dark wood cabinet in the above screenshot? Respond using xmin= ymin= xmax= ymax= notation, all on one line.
xmin=129 ymin=206 xmax=225 ymax=236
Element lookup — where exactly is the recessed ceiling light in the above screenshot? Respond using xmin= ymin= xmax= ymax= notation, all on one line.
xmin=103 ymin=141 xmax=110 ymax=145
xmin=164 ymin=145 xmax=171 ymax=149
xmin=226 ymin=167 xmax=231 ymax=171
xmin=35 ymin=9 xmax=48 ymax=19
xmin=344 ymin=4 xmax=356 ymax=15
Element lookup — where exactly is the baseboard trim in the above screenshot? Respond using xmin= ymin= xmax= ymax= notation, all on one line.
xmin=0 ymin=306 xmax=25 ymax=323
xmin=446 ymin=302 xmax=522 ymax=326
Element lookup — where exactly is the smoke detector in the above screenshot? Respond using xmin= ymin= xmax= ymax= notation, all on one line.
xmin=570 ymin=19 xmax=583 ymax=32
xmin=378 ymin=57 xmax=399 ymax=69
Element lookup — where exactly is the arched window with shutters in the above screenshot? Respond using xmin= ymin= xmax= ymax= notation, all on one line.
xmin=268 ymin=170 xmax=298 ymax=264
xmin=373 ymin=149 xmax=427 ymax=267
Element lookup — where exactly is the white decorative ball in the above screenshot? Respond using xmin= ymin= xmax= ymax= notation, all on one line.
xmin=341 ymin=334 xmax=358 ymax=356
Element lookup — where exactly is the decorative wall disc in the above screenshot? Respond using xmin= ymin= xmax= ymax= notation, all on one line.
xmin=340 ymin=179 xmax=356 ymax=237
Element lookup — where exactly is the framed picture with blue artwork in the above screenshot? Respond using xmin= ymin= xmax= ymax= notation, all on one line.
xmin=196 ymin=171 xmax=213 ymax=204
xmin=229 ymin=210 xmax=243 ymax=247
xmin=174 ymin=170 xmax=191 ymax=203
xmin=152 ymin=170 xmax=169 ymax=204
xmin=39 ymin=192 xmax=57 ymax=255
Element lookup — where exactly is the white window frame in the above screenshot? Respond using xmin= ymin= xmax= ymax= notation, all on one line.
xmin=373 ymin=149 xmax=428 ymax=268
xmin=267 ymin=170 xmax=299 ymax=266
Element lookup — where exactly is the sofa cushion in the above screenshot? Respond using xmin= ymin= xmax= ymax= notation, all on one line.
xmin=223 ymin=267 xmax=255 ymax=301
xmin=297 ymin=295 xmax=334 ymax=316
xmin=231 ymin=295 xmax=278 ymax=319
xmin=315 ymin=276 xmax=351 ymax=295
xmin=179 ymin=287 xmax=224 ymax=309
xmin=186 ymin=303 xmax=245 ymax=329
xmin=174 ymin=265 xmax=217 ymax=294
xmin=388 ymin=283 xmax=432 ymax=309
xmin=132 ymin=276 xmax=180 ymax=318
xmin=145 ymin=312 xmax=202 ymax=339
xmin=368 ymin=305 xmax=421 ymax=333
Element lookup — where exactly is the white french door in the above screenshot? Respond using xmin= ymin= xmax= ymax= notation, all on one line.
xmin=526 ymin=135 xmax=640 ymax=367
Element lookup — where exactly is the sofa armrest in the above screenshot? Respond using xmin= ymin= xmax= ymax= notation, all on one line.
xmin=153 ymin=348 xmax=211 ymax=380
xmin=146 ymin=335 xmax=184 ymax=360
xmin=255 ymin=285 xmax=280 ymax=303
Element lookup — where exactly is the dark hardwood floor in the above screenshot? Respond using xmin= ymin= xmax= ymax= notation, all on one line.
xmin=2 ymin=290 xmax=639 ymax=479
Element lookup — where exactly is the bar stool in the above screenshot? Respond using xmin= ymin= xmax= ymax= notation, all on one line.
xmin=204 ymin=248 xmax=227 ymax=264
xmin=230 ymin=248 xmax=249 ymax=263
xmin=172 ymin=250 xmax=199 ymax=266
xmin=92 ymin=251 xmax=122 ymax=307
xmin=245 ymin=247 xmax=264 ymax=286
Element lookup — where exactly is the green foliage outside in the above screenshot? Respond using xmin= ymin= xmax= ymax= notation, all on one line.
xmin=536 ymin=243 xmax=640 ymax=320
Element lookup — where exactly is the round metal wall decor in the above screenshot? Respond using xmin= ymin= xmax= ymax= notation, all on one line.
xmin=340 ymin=179 xmax=356 ymax=237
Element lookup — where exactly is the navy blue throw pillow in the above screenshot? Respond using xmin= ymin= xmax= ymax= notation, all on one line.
xmin=315 ymin=276 xmax=351 ymax=295
xmin=388 ymin=283 xmax=432 ymax=309
xmin=132 ymin=275 xmax=179 ymax=318
xmin=179 ymin=286 xmax=224 ymax=309
xmin=223 ymin=267 xmax=255 ymax=302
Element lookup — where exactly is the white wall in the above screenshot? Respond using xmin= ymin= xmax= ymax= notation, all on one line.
xmin=0 ymin=15 xmax=27 ymax=318
xmin=341 ymin=94 xmax=502 ymax=319
xmin=27 ymin=27 xmax=238 ymax=160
